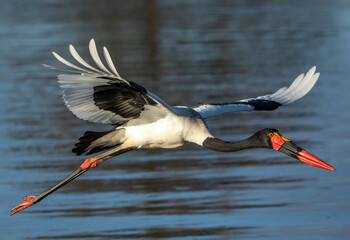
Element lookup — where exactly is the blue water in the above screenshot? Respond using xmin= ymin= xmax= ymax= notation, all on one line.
xmin=1 ymin=0 xmax=350 ymax=239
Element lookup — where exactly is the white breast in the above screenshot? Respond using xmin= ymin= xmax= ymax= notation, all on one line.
xmin=123 ymin=108 xmax=213 ymax=149
xmin=123 ymin=114 xmax=185 ymax=149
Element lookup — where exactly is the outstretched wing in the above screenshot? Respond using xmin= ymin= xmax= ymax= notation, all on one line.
xmin=45 ymin=39 xmax=172 ymax=126
xmin=193 ymin=67 xmax=320 ymax=119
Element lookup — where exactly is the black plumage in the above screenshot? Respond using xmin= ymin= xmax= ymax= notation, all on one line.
xmin=73 ymin=130 xmax=116 ymax=156
xmin=201 ymin=99 xmax=281 ymax=111
xmin=245 ymin=99 xmax=282 ymax=111
xmin=93 ymin=80 xmax=157 ymax=120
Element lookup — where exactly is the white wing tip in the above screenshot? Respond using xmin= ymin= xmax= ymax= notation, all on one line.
xmin=48 ymin=38 xmax=123 ymax=78
xmin=89 ymin=38 xmax=96 ymax=46
xmin=309 ymin=66 xmax=319 ymax=78
xmin=307 ymin=66 xmax=320 ymax=83
xmin=268 ymin=66 xmax=321 ymax=105
xmin=314 ymin=71 xmax=320 ymax=78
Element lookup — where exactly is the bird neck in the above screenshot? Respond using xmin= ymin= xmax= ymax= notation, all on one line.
xmin=202 ymin=135 xmax=268 ymax=152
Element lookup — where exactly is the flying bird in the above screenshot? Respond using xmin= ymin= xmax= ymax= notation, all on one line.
xmin=11 ymin=39 xmax=335 ymax=215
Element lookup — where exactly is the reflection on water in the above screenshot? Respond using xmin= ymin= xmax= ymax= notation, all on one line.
xmin=1 ymin=0 xmax=350 ymax=239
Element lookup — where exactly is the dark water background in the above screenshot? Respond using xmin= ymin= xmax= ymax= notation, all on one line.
xmin=1 ymin=0 xmax=350 ymax=239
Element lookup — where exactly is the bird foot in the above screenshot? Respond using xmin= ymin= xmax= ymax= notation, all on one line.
xmin=11 ymin=195 xmax=37 ymax=216
xmin=80 ymin=157 xmax=102 ymax=170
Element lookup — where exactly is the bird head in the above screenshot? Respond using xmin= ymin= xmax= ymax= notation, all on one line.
xmin=255 ymin=128 xmax=335 ymax=171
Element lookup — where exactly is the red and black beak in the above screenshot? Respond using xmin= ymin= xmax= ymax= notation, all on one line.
xmin=269 ymin=132 xmax=335 ymax=171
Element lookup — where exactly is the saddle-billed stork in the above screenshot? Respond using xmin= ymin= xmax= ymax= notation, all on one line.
xmin=11 ymin=39 xmax=335 ymax=215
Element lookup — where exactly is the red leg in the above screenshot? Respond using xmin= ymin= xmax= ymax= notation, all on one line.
xmin=11 ymin=158 xmax=102 ymax=215
xmin=80 ymin=157 xmax=103 ymax=170
xmin=11 ymin=195 xmax=37 ymax=216
xmin=11 ymin=147 xmax=133 ymax=216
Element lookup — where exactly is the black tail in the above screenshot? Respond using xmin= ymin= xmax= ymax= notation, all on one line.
xmin=72 ymin=129 xmax=118 ymax=156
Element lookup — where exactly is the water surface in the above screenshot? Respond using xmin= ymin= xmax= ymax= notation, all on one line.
xmin=1 ymin=1 xmax=350 ymax=239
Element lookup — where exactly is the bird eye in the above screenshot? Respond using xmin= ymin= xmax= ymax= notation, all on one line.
xmin=267 ymin=133 xmax=274 ymax=137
